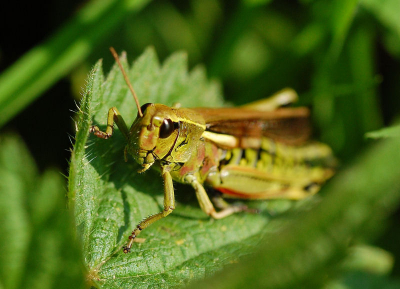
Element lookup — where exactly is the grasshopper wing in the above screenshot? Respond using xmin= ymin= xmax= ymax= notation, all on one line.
xmin=192 ymin=107 xmax=311 ymax=148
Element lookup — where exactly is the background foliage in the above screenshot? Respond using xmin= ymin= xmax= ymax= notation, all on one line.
xmin=1 ymin=0 xmax=400 ymax=288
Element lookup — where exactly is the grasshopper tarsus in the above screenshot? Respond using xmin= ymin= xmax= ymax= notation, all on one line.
xmin=123 ymin=234 xmax=136 ymax=253
xmin=231 ymin=203 xmax=259 ymax=214
xmin=243 ymin=207 xmax=260 ymax=214
xmin=211 ymin=195 xmax=258 ymax=215
xmin=89 ymin=125 xmax=97 ymax=134
xmin=123 ymin=235 xmax=146 ymax=253
xmin=90 ymin=125 xmax=111 ymax=139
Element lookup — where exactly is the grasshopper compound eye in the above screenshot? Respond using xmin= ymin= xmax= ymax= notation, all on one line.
xmin=159 ymin=119 xmax=174 ymax=138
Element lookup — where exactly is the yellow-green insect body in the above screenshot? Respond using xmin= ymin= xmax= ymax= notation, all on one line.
xmin=90 ymin=48 xmax=335 ymax=253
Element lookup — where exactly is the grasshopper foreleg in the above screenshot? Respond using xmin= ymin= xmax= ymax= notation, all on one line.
xmin=123 ymin=167 xmax=175 ymax=253
xmin=90 ymin=107 xmax=130 ymax=140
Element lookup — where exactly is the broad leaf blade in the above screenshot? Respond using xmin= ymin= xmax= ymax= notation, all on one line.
xmin=0 ymin=135 xmax=84 ymax=289
xmin=69 ymin=48 xmax=294 ymax=288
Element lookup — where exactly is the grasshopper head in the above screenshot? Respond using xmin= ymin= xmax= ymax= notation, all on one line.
xmin=127 ymin=103 xmax=180 ymax=172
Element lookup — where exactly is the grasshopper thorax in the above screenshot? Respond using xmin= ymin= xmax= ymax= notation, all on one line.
xmin=127 ymin=103 xmax=181 ymax=171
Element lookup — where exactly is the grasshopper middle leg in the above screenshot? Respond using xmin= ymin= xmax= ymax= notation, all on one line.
xmin=185 ymin=175 xmax=249 ymax=219
xmin=123 ymin=167 xmax=175 ymax=253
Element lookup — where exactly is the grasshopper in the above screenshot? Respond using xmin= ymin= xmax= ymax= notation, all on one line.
xmin=90 ymin=48 xmax=335 ymax=253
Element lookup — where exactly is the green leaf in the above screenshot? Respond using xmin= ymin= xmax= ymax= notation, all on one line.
xmin=0 ymin=0 xmax=151 ymax=128
xmin=361 ymin=0 xmax=400 ymax=39
xmin=0 ymin=134 xmax=84 ymax=289
xmin=340 ymin=245 xmax=394 ymax=275
xmin=69 ymin=48 xmax=298 ymax=288
xmin=365 ymin=125 xmax=400 ymax=139
xmin=361 ymin=0 xmax=400 ymax=57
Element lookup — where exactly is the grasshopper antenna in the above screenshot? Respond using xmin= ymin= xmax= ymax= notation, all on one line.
xmin=109 ymin=47 xmax=143 ymax=117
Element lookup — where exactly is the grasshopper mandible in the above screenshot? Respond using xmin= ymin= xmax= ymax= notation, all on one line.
xmin=90 ymin=48 xmax=335 ymax=253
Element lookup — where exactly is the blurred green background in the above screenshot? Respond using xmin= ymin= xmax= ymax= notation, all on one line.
xmin=1 ymin=0 xmax=400 ymax=288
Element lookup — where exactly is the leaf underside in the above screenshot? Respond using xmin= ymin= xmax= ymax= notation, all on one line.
xmin=68 ymin=48 xmax=302 ymax=288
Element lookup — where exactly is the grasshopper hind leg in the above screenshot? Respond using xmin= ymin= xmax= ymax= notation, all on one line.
xmin=185 ymin=175 xmax=253 ymax=219
xmin=211 ymin=189 xmax=259 ymax=215
xmin=240 ymin=88 xmax=298 ymax=111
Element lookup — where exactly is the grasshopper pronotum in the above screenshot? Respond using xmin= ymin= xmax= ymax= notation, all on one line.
xmin=90 ymin=48 xmax=335 ymax=253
